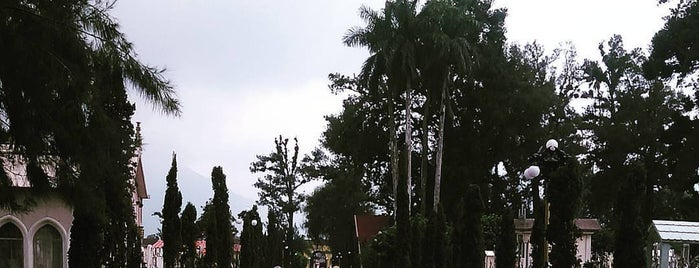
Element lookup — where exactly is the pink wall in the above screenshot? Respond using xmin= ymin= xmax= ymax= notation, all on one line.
xmin=0 ymin=192 xmax=73 ymax=268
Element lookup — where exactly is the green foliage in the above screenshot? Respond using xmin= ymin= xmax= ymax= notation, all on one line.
xmin=481 ymin=213 xmax=502 ymax=250
xmin=454 ymin=185 xmax=485 ymax=268
xmin=304 ymin=157 xmax=370 ymax=267
xmin=581 ymin=36 xmax=696 ymax=246
xmin=434 ymin=206 xmax=450 ymax=268
xmin=69 ymin=200 xmax=105 ymax=267
xmin=328 ymin=1 xmax=699 ymax=267
xmin=199 ymin=170 xmax=235 ymax=267
xmin=613 ymin=164 xmax=648 ymax=268
xmin=361 ymin=226 xmax=398 ymax=268
xmin=345 ymin=3 xmax=421 ymax=254
xmin=264 ymin=209 xmax=284 ymax=267
xmin=180 ymin=202 xmax=198 ymax=268
xmin=323 ymin=74 xmax=394 ymax=212
xmin=644 ymin=0 xmax=698 ymax=78
xmin=422 ymin=212 xmax=437 ymax=268
xmin=68 ymin=49 xmax=146 ymax=268
xmin=547 ymin=158 xmax=583 ymax=268
xmin=251 ymin=135 xmax=318 ymax=265
xmin=200 ymin=201 xmax=217 ymax=267
xmin=410 ymin=214 xmax=426 ymax=268
xmin=210 ymin=166 xmax=233 ymax=267
xmin=239 ymin=205 xmax=264 ymax=268
xmin=162 ymin=154 xmax=182 ymax=268
xmin=0 ymin=1 xmax=179 ymax=266
xmin=396 ymin=140 xmax=412 ymax=267
xmin=359 ymin=217 xmax=435 ymax=268
xmin=495 ymin=209 xmax=516 ymax=268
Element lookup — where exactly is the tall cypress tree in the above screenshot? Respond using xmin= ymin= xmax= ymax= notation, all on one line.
xmin=547 ymin=158 xmax=582 ymax=267
xmin=240 ymin=205 xmax=263 ymax=268
xmin=459 ymin=185 xmax=485 ymax=268
xmin=72 ymin=55 xmax=145 ymax=268
xmin=496 ymin=208 xmax=516 ymax=268
xmin=434 ymin=206 xmax=448 ymax=268
xmin=211 ymin=166 xmax=233 ymax=267
xmin=162 ymin=154 xmax=183 ymax=268
xmin=201 ymin=201 xmax=218 ymax=267
xmin=265 ymin=209 xmax=284 ymax=267
xmin=181 ymin=202 xmax=198 ymax=268
xmin=613 ymin=164 xmax=648 ymax=268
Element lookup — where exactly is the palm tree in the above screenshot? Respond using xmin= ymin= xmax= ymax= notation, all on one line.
xmin=417 ymin=0 xmax=475 ymax=213
xmin=344 ymin=1 xmax=420 ymax=266
xmin=345 ymin=0 xmax=420 ymax=210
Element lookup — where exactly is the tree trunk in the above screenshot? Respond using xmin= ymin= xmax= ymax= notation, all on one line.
xmin=433 ymin=70 xmax=449 ymax=213
xmin=286 ymin=188 xmax=294 ymax=268
xmin=420 ymin=89 xmax=431 ymax=215
xmin=388 ymin=86 xmax=400 ymax=215
xmin=433 ymin=84 xmax=446 ymax=213
xmin=405 ymin=81 xmax=413 ymax=214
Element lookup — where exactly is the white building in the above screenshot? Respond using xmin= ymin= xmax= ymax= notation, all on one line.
xmin=647 ymin=220 xmax=699 ymax=268
xmin=144 ymin=239 xmax=164 ymax=268
xmin=0 ymin=125 xmax=149 ymax=268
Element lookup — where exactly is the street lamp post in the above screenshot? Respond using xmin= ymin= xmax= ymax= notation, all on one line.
xmin=523 ymin=139 xmax=569 ymax=268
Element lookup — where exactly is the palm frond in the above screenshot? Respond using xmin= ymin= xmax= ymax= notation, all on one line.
xmin=344 ymin=26 xmax=369 ymax=48
xmin=358 ymin=5 xmax=381 ymax=23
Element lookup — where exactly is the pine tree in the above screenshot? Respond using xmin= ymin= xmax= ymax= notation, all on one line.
xmin=162 ymin=154 xmax=183 ymax=268
xmin=181 ymin=202 xmax=198 ymax=268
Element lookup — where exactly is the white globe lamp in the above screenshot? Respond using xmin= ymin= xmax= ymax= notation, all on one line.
xmin=546 ymin=139 xmax=558 ymax=151
xmin=524 ymin=165 xmax=540 ymax=179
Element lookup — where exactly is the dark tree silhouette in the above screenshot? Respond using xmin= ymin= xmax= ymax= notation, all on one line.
xmin=210 ymin=166 xmax=233 ymax=267
xmin=496 ymin=209 xmax=517 ymax=268
xmin=180 ymin=203 xmax=198 ymax=268
xmin=162 ymin=154 xmax=182 ymax=268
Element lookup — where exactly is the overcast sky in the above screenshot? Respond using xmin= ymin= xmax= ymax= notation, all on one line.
xmin=111 ymin=0 xmax=673 ymax=235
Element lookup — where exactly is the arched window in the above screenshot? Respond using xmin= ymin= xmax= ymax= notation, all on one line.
xmin=0 ymin=222 xmax=24 ymax=268
xmin=33 ymin=225 xmax=62 ymax=268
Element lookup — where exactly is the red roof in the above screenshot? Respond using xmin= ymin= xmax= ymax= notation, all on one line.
xmin=134 ymin=156 xmax=148 ymax=199
xmin=354 ymin=214 xmax=391 ymax=244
